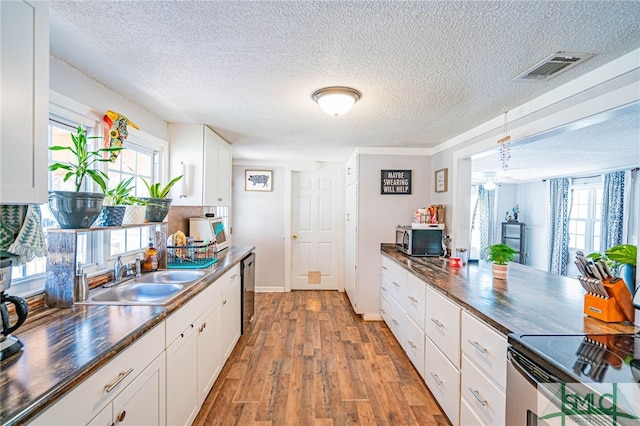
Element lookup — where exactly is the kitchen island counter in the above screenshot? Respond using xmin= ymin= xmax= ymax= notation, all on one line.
xmin=381 ymin=244 xmax=638 ymax=336
xmin=0 ymin=245 xmax=254 ymax=426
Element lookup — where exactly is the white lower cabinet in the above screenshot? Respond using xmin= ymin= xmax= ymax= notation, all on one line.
xmin=461 ymin=311 xmax=507 ymax=425
xmin=166 ymin=321 xmax=200 ymax=426
xmin=460 ymin=397 xmax=484 ymax=426
xmin=88 ymin=354 xmax=166 ymax=426
xmin=425 ymin=337 xmax=461 ymax=426
xmin=425 ymin=287 xmax=461 ymax=368
xmin=404 ymin=316 xmax=425 ymax=379
xmin=221 ymin=264 xmax=241 ymax=360
xmin=461 ymin=355 xmax=506 ymax=426
xmin=197 ymin=302 xmax=223 ymax=405
xmin=166 ymin=279 xmax=224 ymax=426
xmin=31 ymin=324 xmax=165 ymax=426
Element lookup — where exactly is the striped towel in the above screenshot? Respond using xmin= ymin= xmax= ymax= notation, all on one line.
xmin=0 ymin=205 xmax=48 ymax=264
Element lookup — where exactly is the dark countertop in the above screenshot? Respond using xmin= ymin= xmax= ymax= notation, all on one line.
xmin=0 ymin=245 xmax=254 ymax=426
xmin=381 ymin=244 xmax=638 ymax=336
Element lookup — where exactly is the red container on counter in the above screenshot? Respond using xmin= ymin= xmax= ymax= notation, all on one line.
xmin=449 ymin=257 xmax=462 ymax=268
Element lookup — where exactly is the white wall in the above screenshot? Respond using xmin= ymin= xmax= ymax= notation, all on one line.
xmin=356 ymin=153 xmax=430 ymax=316
xmin=517 ymin=181 xmax=548 ymax=271
xmin=50 ymin=57 xmax=168 ymax=141
xmin=232 ymin=165 xmax=286 ymax=292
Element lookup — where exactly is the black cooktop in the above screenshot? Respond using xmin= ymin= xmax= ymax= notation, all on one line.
xmin=509 ymin=333 xmax=640 ymax=386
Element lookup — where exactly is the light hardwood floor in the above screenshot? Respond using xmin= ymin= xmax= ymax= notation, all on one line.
xmin=193 ymin=290 xmax=448 ymax=426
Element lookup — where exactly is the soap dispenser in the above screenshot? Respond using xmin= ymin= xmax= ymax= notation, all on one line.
xmin=74 ymin=262 xmax=89 ymax=302
xmin=142 ymin=238 xmax=159 ymax=272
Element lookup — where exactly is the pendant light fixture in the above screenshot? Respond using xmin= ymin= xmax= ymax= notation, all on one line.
xmin=497 ymin=109 xmax=511 ymax=170
xmin=312 ymin=86 xmax=361 ymax=116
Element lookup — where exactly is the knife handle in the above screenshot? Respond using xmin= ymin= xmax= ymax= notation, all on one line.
xmin=587 ymin=262 xmax=603 ymax=280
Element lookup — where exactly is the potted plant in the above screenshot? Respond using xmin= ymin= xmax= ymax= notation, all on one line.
xmin=485 ymin=243 xmax=518 ymax=280
xmin=48 ymin=124 xmax=122 ymax=229
xmin=140 ymin=175 xmax=183 ymax=222
xmin=96 ymin=176 xmax=138 ymax=226
xmin=589 ymin=244 xmax=637 ymax=294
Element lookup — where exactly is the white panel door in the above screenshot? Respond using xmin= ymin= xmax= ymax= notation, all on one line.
xmin=292 ymin=171 xmax=340 ymax=290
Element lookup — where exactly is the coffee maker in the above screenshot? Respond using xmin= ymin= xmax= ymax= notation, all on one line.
xmin=0 ymin=257 xmax=29 ymax=361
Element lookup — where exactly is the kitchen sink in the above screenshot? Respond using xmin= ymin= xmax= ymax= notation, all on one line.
xmin=76 ymin=269 xmax=210 ymax=306
xmin=134 ymin=269 xmax=207 ymax=284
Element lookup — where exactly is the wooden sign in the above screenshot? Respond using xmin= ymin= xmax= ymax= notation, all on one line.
xmin=381 ymin=170 xmax=412 ymax=194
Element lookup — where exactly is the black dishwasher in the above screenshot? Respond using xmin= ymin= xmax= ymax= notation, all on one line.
xmin=240 ymin=253 xmax=255 ymax=334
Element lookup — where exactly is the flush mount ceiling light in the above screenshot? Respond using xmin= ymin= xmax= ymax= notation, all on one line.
xmin=483 ymin=171 xmax=498 ymax=191
xmin=311 ymin=86 xmax=361 ymax=116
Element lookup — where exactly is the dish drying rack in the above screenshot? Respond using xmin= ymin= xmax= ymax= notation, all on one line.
xmin=167 ymin=241 xmax=218 ymax=269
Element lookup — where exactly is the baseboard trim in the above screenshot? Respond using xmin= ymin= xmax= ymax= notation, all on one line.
xmin=362 ymin=313 xmax=383 ymax=321
xmin=256 ymin=286 xmax=285 ymax=293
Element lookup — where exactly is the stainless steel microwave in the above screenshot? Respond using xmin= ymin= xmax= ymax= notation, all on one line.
xmin=395 ymin=226 xmax=443 ymax=257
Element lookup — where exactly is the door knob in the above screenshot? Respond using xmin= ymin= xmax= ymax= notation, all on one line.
xmin=292 ymin=234 xmax=298 ymax=240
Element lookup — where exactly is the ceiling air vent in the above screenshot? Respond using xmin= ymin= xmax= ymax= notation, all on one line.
xmin=514 ymin=52 xmax=594 ymax=81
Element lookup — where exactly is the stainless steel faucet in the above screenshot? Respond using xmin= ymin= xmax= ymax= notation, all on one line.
xmin=106 ymin=255 xmax=133 ymax=287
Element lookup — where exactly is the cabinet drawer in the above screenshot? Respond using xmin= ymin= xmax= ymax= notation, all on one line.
xmin=405 ymin=316 xmax=425 ymax=379
xmin=166 ymin=280 xmax=220 ymax=345
xmin=406 ymin=274 xmax=426 ymax=331
xmin=461 ymin=355 xmax=506 ymax=426
xmin=426 ymin=287 xmax=461 ymax=367
xmin=388 ymin=297 xmax=406 ymax=348
xmin=461 ymin=311 xmax=508 ymax=389
xmin=380 ymin=294 xmax=391 ymax=324
xmin=425 ymin=337 xmax=461 ymax=426
xmin=460 ymin=397 xmax=484 ymax=426
xmin=223 ymin=263 xmax=241 ymax=297
xmin=31 ymin=324 xmax=164 ymax=425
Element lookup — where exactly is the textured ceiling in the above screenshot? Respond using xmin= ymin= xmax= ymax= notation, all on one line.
xmin=49 ymin=1 xmax=640 ymax=176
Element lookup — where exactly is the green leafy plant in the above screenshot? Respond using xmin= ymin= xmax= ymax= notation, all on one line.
xmin=605 ymin=244 xmax=637 ymax=268
xmin=49 ymin=124 xmax=122 ymax=192
xmin=103 ymin=176 xmax=142 ymax=206
xmin=140 ymin=175 xmax=183 ymax=198
xmin=484 ymin=243 xmax=518 ymax=265
xmin=588 ymin=244 xmax=637 ymax=268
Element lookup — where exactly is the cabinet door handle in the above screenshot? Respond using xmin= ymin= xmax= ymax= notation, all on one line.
xmin=381 ymin=286 xmax=387 ymax=291
xmin=429 ymin=372 xmax=443 ymax=386
xmin=105 ymin=368 xmax=133 ymax=393
xmin=392 ymin=319 xmax=399 ymax=326
xmin=467 ymin=339 xmax=487 ymax=354
xmin=223 ymin=299 xmax=227 ymax=305
xmin=382 ymin=265 xmax=388 ymax=270
xmin=408 ymin=296 xmax=418 ymax=303
xmin=407 ymin=340 xmax=417 ymax=349
xmin=392 ymin=281 xmax=400 ymax=287
xmin=430 ymin=318 xmax=444 ymax=328
xmin=231 ymin=274 xmax=239 ymax=279
xmin=218 ymin=197 xmax=223 ymax=202
xmin=467 ymin=387 xmax=487 ymax=406
xmin=380 ymin=308 xmax=387 ymax=314
xmin=117 ymin=409 xmax=127 ymax=422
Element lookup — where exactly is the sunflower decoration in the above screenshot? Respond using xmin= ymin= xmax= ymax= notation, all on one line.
xmin=103 ymin=110 xmax=140 ymax=162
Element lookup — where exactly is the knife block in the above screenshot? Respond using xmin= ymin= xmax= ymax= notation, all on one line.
xmin=583 ymin=278 xmax=635 ymax=323
xmin=583 ymin=294 xmax=625 ymax=322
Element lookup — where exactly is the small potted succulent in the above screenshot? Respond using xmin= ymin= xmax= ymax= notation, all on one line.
xmin=485 ymin=243 xmax=518 ymax=280
xmin=140 ymin=175 xmax=183 ymax=222
xmin=48 ymin=124 xmax=122 ymax=228
xmin=96 ymin=176 xmax=139 ymax=226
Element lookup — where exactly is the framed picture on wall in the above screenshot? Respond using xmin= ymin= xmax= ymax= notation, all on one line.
xmin=435 ymin=168 xmax=448 ymax=193
xmin=245 ymin=170 xmax=273 ymax=191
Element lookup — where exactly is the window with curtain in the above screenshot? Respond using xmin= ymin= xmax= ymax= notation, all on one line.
xmin=568 ymin=185 xmax=602 ymax=254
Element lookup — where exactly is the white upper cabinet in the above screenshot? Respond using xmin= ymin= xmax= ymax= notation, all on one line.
xmin=169 ymin=124 xmax=232 ymax=207
xmin=0 ymin=1 xmax=49 ymax=204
